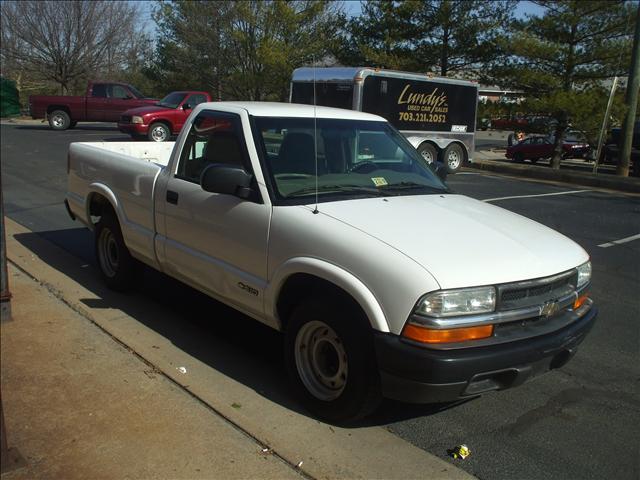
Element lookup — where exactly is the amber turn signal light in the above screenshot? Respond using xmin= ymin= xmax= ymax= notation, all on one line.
xmin=402 ymin=323 xmax=494 ymax=344
xmin=573 ymin=294 xmax=589 ymax=310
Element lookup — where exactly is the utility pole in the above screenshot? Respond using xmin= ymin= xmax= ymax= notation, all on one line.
xmin=618 ymin=3 xmax=640 ymax=177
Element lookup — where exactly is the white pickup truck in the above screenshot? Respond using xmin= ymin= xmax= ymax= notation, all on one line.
xmin=66 ymin=102 xmax=596 ymax=422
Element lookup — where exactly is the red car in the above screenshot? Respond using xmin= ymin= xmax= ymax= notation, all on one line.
xmin=505 ymin=134 xmax=591 ymax=163
xmin=29 ymin=81 xmax=157 ymax=130
xmin=118 ymin=91 xmax=211 ymax=141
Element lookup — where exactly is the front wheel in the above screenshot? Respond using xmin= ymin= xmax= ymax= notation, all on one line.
xmin=95 ymin=210 xmax=138 ymax=291
xmin=148 ymin=122 xmax=170 ymax=142
xmin=443 ymin=143 xmax=465 ymax=173
xmin=285 ymin=299 xmax=381 ymax=423
xmin=49 ymin=110 xmax=71 ymax=130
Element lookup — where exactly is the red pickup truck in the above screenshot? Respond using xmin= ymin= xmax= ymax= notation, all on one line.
xmin=29 ymin=81 xmax=157 ymax=130
xmin=118 ymin=91 xmax=211 ymax=141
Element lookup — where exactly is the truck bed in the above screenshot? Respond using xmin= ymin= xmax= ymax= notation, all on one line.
xmin=67 ymin=141 xmax=176 ymax=267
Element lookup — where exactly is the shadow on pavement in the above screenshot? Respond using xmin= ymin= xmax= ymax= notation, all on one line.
xmin=13 ymin=228 xmax=458 ymax=426
xmin=15 ymin=124 xmax=119 ymax=132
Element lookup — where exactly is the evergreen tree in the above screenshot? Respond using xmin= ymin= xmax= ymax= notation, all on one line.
xmin=490 ymin=0 xmax=636 ymax=169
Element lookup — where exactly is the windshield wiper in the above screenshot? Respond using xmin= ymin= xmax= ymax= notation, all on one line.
xmin=381 ymin=182 xmax=448 ymax=194
xmin=286 ymin=184 xmax=395 ymax=198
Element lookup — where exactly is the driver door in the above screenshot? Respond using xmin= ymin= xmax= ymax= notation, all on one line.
xmin=160 ymin=110 xmax=271 ymax=317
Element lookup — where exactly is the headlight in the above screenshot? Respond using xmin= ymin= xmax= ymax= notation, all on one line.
xmin=131 ymin=115 xmax=144 ymax=124
xmin=415 ymin=286 xmax=496 ymax=317
xmin=576 ymin=261 xmax=591 ymax=288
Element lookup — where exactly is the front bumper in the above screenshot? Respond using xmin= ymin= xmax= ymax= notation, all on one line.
xmin=118 ymin=122 xmax=148 ymax=135
xmin=374 ymin=305 xmax=597 ymax=403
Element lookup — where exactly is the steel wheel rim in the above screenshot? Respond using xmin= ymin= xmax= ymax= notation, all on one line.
xmin=447 ymin=149 xmax=461 ymax=169
xmin=420 ymin=149 xmax=434 ymax=164
xmin=98 ymin=228 xmax=119 ymax=278
xmin=52 ymin=114 xmax=65 ymax=127
xmin=294 ymin=320 xmax=348 ymax=401
xmin=151 ymin=125 xmax=167 ymax=142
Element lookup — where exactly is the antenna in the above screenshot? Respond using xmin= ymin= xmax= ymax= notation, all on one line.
xmin=312 ymin=58 xmax=319 ymax=214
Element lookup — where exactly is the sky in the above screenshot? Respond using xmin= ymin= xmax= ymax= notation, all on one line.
xmin=136 ymin=0 xmax=548 ymax=37
xmin=342 ymin=0 xmax=546 ymax=19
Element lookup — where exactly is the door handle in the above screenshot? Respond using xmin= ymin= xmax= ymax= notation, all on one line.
xmin=166 ymin=190 xmax=179 ymax=205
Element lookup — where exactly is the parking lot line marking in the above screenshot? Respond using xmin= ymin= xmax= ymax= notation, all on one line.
xmin=483 ymin=189 xmax=593 ymax=202
xmin=597 ymin=233 xmax=640 ymax=248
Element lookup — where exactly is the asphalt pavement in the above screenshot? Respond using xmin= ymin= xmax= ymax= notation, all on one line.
xmin=1 ymin=122 xmax=639 ymax=480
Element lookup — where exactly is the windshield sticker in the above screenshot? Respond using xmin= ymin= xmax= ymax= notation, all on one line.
xmin=371 ymin=177 xmax=388 ymax=187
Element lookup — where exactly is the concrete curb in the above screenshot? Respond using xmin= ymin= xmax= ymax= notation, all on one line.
xmin=4 ymin=217 xmax=475 ymax=480
xmin=467 ymin=157 xmax=640 ymax=194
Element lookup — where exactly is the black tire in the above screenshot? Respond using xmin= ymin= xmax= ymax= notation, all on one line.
xmin=513 ymin=152 xmax=525 ymax=163
xmin=443 ymin=143 xmax=465 ymax=173
xmin=148 ymin=122 xmax=171 ymax=142
xmin=417 ymin=142 xmax=438 ymax=164
xmin=68 ymin=121 xmax=78 ymax=129
xmin=530 ymin=157 xmax=538 ymax=164
xmin=284 ymin=298 xmax=382 ymax=423
xmin=94 ymin=209 xmax=138 ymax=291
xmin=48 ymin=110 xmax=71 ymax=130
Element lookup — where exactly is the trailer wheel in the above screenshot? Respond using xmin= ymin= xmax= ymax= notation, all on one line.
xmin=49 ymin=110 xmax=71 ymax=130
xmin=95 ymin=210 xmax=137 ymax=291
xmin=417 ymin=142 xmax=438 ymax=164
xmin=443 ymin=143 xmax=465 ymax=173
xmin=285 ymin=298 xmax=381 ymax=423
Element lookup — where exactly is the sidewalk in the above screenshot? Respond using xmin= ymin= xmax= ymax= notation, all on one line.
xmin=1 ymin=264 xmax=302 ymax=479
xmin=471 ymin=149 xmax=640 ymax=194
xmin=1 ymin=217 xmax=474 ymax=480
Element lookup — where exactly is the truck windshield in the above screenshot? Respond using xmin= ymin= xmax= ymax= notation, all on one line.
xmin=254 ymin=117 xmax=448 ymax=203
xmin=157 ymin=92 xmax=187 ymax=109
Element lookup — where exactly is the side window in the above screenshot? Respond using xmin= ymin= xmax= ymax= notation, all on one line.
xmin=110 ymin=85 xmax=130 ymax=99
xmin=176 ymin=111 xmax=249 ymax=184
xmin=91 ymin=84 xmax=107 ymax=98
xmin=186 ymin=94 xmax=207 ymax=107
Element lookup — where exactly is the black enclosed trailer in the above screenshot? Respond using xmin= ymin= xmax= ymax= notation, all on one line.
xmin=291 ymin=67 xmax=478 ymax=173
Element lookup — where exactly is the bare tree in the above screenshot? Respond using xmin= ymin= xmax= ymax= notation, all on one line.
xmin=1 ymin=0 xmax=147 ymax=94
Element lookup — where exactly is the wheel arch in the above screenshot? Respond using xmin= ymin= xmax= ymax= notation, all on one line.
xmin=267 ymin=258 xmax=390 ymax=334
xmin=46 ymin=105 xmax=71 ymax=117
xmin=85 ymin=184 xmax=121 ymax=231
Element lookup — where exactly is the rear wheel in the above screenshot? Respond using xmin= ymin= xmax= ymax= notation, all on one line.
xmin=513 ymin=152 xmax=525 ymax=163
xmin=148 ymin=122 xmax=170 ymax=142
xmin=95 ymin=210 xmax=137 ymax=291
xmin=285 ymin=298 xmax=381 ymax=423
xmin=49 ymin=110 xmax=71 ymax=130
xmin=417 ymin=142 xmax=438 ymax=164
xmin=68 ymin=121 xmax=78 ymax=129
xmin=443 ymin=143 xmax=465 ymax=173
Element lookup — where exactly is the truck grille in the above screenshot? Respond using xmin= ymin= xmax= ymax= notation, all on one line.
xmin=120 ymin=115 xmax=131 ymax=124
xmin=497 ymin=270 xmax=577 ymax=310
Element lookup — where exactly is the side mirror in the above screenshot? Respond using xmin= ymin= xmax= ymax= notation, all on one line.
xmin=124 ymin=95 xmax=133 ymax=100
xmin=200 ymin=164 xmax=253 ymax=199
xmin=182 ymin=103 xmax=191 ymax=111
xmin=430 ymin=161 xmax=448 ymax=182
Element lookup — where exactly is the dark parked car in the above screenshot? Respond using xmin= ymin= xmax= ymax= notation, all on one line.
xmin=506 ymin=134 xmax=591 ymax=163
xmin=599 ymin=121 xmax=640 ymax=176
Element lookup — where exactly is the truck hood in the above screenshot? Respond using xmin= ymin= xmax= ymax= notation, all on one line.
xmin=122 ymin=104 xmax=172 ymax=116
xmin=316 ymin=194 xmax=588 ymax=289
